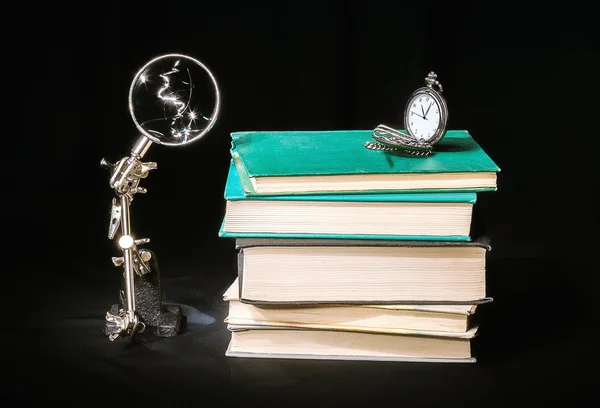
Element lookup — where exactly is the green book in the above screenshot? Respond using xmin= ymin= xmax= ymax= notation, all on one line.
xmin=230 ymin=129 xmax=500 ymax=196
xmin=219 ymin=161 xmax=479 ymax=241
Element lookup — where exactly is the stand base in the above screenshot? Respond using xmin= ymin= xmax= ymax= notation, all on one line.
xmin=105 ymin=303 xmax=183 ymax=338
xmin=104 ymin=249 xmax=184 ymax=339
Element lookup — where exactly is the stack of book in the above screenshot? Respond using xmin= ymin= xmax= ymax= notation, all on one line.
xmin=219 ymin=130 xmax=500 ymax=363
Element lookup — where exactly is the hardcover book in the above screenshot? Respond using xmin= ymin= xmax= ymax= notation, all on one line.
xmin=230 ymin=129 xmax=500 ymax=196
xmin=219 ymin=161 xmax=479 ymax=241
xmin=235 ymin=236 xmax=493 ymax=305
xmin=224 ymin=278 xmax=478 ymax=334
xmin=225 ymin=325 xmax=478 ymax=363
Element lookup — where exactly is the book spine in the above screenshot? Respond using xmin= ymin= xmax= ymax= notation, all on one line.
xmin=230 ymin=149 xmax=256 ymax=195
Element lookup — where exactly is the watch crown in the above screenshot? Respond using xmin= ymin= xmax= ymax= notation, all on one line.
xmin=425 ymin=71 xmax=442 ymax=93
xmin=425 ymin=71 xmax=437 ymax=86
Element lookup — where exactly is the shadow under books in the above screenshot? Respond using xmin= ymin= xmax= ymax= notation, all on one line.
xmin=474 ymin=257 xmax=592 ymax=364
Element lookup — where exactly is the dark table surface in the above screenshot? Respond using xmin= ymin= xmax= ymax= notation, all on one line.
xmin=4 ymin=254 xmax=598 ymax=406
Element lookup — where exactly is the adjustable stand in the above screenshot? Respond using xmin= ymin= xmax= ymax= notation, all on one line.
xmin=101 ymin=136 xmax=182 ymax=341
xmin=100 ymin=52 xmax=220 ymax=341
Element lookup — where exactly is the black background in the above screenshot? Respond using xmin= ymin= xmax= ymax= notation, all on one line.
xmin=8 ymin=1 xmax=599 ymax=405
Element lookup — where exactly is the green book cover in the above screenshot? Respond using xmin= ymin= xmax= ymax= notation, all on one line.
xmin=224 ymin=161 xmax=478 ymax=204
xmin=230 ymin=129 xmax=500 ymax=195
xmin=219 ymin=161 xmax=477 ymax=241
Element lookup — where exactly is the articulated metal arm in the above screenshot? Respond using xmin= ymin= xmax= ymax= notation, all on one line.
xmin=101 ymin=136 xmax=156 ymax=341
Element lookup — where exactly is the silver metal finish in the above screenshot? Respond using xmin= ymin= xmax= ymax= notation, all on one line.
xmin=403 ymin=72 xmax=448 ymax=147
xmin=102 ymin=138 xmax=156 ymax=341
xmin=102 ymin=54 xmax=221 ymax=341
xmin=424 ymin=71 xmax=443 ymax=92
xmin=128 ymin=54 xmax=221 ymax=147
xmin=366 ymin=71 xmax=448 ymax=156
xmin=119 ymin=193 xmax=140 ymax=333
xmin=107 ymin=197 xmax=122 ymax=240
xmin=366 ymin=124 xmax=433 ymax=156
xmin=131 ymin=136 xmax=153 ymax=157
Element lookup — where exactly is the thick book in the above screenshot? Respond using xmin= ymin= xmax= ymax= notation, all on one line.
xmin=225 ymin=325 xmax=478 ymax=363
xmin=235 ymin=236 xmax=493 ymax=305
xmin=230 ymin=129 xmax=500 ymax=196
xmin=224 ymin=279 xmax=477 ymax=333
xmin=219 ymin=161 xmax=478 ymax=241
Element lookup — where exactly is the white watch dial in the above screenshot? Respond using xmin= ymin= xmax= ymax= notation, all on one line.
xmin=406 ymin=94 xmax=441 ymax=142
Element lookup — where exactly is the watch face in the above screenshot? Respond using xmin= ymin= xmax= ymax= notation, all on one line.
xmin=405 ymin=91 xmax=444 ymax=143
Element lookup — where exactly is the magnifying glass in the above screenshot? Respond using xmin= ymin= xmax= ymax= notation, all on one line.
xmin=102 ymin=53 xmax=221 ymax=341
xmin=129 ymin=53 xmax=221 ymax=147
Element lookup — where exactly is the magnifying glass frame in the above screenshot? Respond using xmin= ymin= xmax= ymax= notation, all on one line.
xmin=127 ymin=53 xmax=221 ymax=147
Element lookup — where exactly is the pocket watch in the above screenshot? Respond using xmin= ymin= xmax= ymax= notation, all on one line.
xmin=365 ymin=71 xmax=448 ymax=156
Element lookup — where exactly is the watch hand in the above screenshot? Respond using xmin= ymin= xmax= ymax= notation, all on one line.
xmin=420 ymin=105 xmax=425 ymax=117
xmin=424 ymin=102 xmax=432 ymax=118
xmin=410 ymin=111 xmax=425 ymax=119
